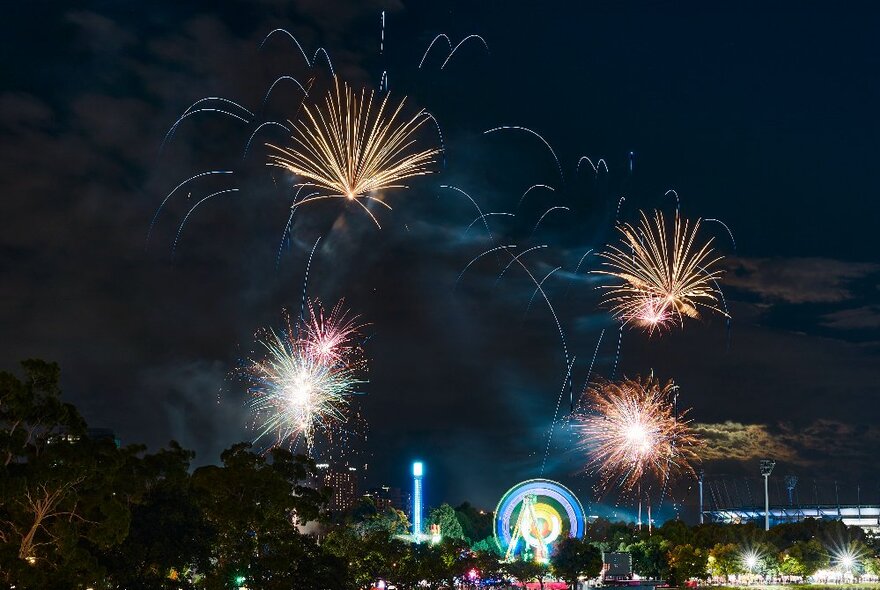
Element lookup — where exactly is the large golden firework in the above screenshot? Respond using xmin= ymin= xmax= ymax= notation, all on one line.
xmin=595 ymin=210 xmax=727 ymax=332
xmin=267 ymin=78 xmax=440 ymax=227
xmin=575 ymin=375 xmax=701 ymax=493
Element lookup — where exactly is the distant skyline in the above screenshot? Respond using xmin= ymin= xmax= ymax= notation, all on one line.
xmin=2 ymin=0 xmax=879 ymax=514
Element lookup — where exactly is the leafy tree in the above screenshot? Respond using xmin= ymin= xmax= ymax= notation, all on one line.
xmin=0 ymin=360 xmax=138 ymax=587
xmin=472 ymin=535 xmax=502 ymax=556
xmin=692 ymin=523 xmax=734 ymax=549
xmin=427 ymin=502 xmax=465 ymax=541
xmin=585 ymin=518 xmax=639 ymax=552
xmin=551 ymin=536 xmax=603 ymax=589
xmin=751 ymin=542 xmax=780 ymax=576
xmin=667 ymin=543 xmax=707 ymax=586
xmin=779 ymin=538 xmax=829 ymax=578
xmin=628 ymin=536 xmax=670 ymax=579
xmin=191 ymin=443 xmax=327 ymax=590
xmin=410 ymin=542 xmax=452 ymax=590
xmin=455 ymin=502 xmax=494 ymax=544
xmin=863 ymin=555 xmax=880 ymax=577
xmin=706 ymin=542 xmax=742 ymax=580
xmin=101 ymin=442 xmax=213 ymax=589
xmin=361 ymin=506 xmax=410 ymax=536
xmin=323 ymin=528 xmax=405 ymax=590
xmin=658 ymin=519 xmax=692 ymax=548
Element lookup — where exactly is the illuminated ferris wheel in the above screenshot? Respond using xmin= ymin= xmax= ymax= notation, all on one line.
xmin=494 ymin=479 xmax=586 ymax=562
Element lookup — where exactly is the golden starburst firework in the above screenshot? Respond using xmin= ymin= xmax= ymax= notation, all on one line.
xmin=595 ymin=210 xmax=727 ymax=332
xmin=267 ymin=78 xmax=440 ymax=227
xmin=575 ymin=375 xmax=701 ymax=493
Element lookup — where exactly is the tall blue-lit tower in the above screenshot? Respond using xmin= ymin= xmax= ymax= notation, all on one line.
xmin=412 ymin=461 xmax=423 ymax=540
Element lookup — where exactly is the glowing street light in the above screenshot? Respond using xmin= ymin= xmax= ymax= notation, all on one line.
xmin=832 ymin=547 xmax=859 ymax=575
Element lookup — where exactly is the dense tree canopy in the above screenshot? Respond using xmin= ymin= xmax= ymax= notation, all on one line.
xmin=3 ymin=360 xmax=879 ymax=589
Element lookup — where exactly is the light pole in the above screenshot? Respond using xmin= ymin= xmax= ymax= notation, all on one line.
xmin=698 ymin=469 xmax=705 ymax=525
xmin=760 ymin=459 xmax=775 ymax=531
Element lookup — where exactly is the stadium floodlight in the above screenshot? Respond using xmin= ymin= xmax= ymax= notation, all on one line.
xmin=760 ymin=460 xmax=775 ymax=531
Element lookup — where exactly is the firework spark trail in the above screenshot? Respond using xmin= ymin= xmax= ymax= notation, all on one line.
xmin=243 ymin=121 xmax=291 ymax=158
xmin=616 ymin=196 xmax=626 ymax=220
xmin=171 ymin=188 xmax=240 ymax=256
xmin=440 ymin=185 xmax=492 ymax=238
xmin=505 ymin=251 xmax=570 ymax=368
xmin=532 ymin=205 xmax=570 ymax=235
xmin=312 ymin=48 xmax=336 ymax=76
xmin=268 ymin=79 xmax=440 ymax=228
xmin=160 ymin=108 xmax=252 ymax=155
xmin=484 ymin=126 xmax=564 ymax=184
xmin=704 ymin=218 xmax=737 ymax=252
xmin=162 ymin=96 xmax=253 ymax=147
xmin=540 ymin=356 xmax=576 ymax=476
xmin=595 ymin=210 xmax=727 ymax=332
xmin=611 ymin=325 xmax=623 ymax=378
xmin=275 ymin=209 xmax=296 ymax=270
xmin=440 ymin=34 xmax=490 ymax=69
xmin=494 ymin=244 xmax=547 ymax=286
xmin=564 ymin=249 xmax=594 ymax=297
xmin=300 ymin=237 xmax=322 ymax=323
xmin=179 ymin=97 xmax=254 ymax=119
xmin=259 ymin=76 xmax=309 ymax=114
xmin=274 ymin=189 xmax=319 ymax=269
xmin=574 ymin=375 xmax=701 ymax=493
xmin=569 ymin=328 xmax=606 ymax=440
xmin=421 ymin=111 xmax=446 ymax=167
xmin=260 ymin=29 xmax=311 ymax=66
xmin=379 ymin=71 xmax=388 ymax=92
xmin=525 ymin=266 xmax=561 ymax=316
xmin=418 ymin=34 xmax=452 ymax=68
xmin=577 ymin=156 xmax=609 ymax=175
xmin=579 ymin=329 xmax=606 ymax=402
xmin=147 ymin=170 xmax=233 ymax=248
xmin=517 ymin=184 xmax=555 ymax=209
xmin=456 ymin=244 xmax=517 ymax=286
xmin=380 ymin=11 xmax=385 ymax=54
xmin=664 ymin=189 xmax=680 ymax=212
xmin=463 ymin=212 xmax=514 ymax=238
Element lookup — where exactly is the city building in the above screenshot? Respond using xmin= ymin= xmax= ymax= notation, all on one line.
xmin=316 ymin=462 xmax=360 ymax=514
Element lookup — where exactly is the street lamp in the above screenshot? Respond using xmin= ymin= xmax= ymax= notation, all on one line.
xmin=760 ymin=460 xmax=775 ymax=531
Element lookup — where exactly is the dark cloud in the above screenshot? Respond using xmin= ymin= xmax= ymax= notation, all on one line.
xmin=695 ymin=421 xmax=801 ymax=464
xmin=724 ymin=257 xmax=880 ymax=304
xmin=821 ymin=305 xmax=880 ymax=330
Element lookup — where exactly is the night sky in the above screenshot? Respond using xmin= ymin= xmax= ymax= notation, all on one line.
xmin=3 ymin=1 xmax=880 ymax=519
